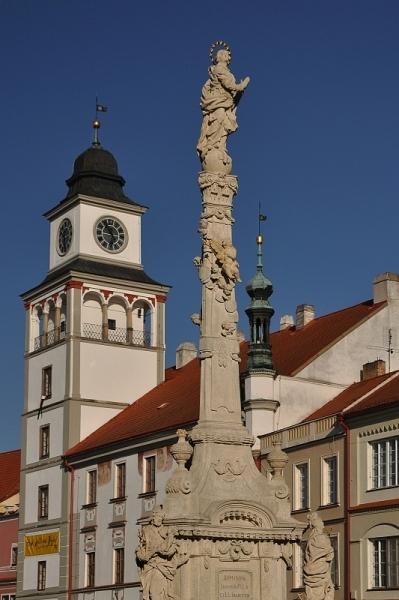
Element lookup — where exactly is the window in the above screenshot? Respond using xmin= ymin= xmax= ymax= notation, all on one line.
xmin=87 ymin=470 xmax=97 ymax=504
xmin=10 ymin=543 xmax=17 ymax=567
xmin=293 ymin=462 xmax=309 ymax=510
xmin=60 ymin=320 xmax=66 ymax=334
xmin=144 ymin=455 xmax=156 ymax=494
xmin=41 ymin=366 xmax=52 ymax=400
xmin=37 ymin=560 xmax=46 ymax=591
xmin=371 ymin=437 xmax=399 ymax=489
xmin=292 ymin=540 xmax=306 ymax=589
xmin=1 ymin=595 xmax=16 ymax=600
xmin=372 ymin=537 xmax=399 ymax=588
xmin=38 ymin=485 xmax=49 ymax=519
xmin=330 ymin=535 xmax=339 ymax=588
xmin=108 ymin=319 xmax=116 ymax=330
xmin=86 ymin=552 xmax=95 ymax=588
xmin=115 ymin=463 xmax=126 ymax=499
xmin=39 ymin=425 xmax=50 ymax=459
xmin=114 ymin=548 xmax=125 ymax=584
xmin=322 ymin=456 xmax=338 ymax=505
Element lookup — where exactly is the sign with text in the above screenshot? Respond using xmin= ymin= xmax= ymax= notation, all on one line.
xmin=218 ymin=570 xmax=252 ymax=599
xmin=24 ymin=531 xmax=59 ymax=556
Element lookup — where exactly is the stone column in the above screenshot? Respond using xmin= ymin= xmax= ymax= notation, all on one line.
xmin=126 ymin=305 xmax=133 ymax=344
xmin=101 ymin=303 xmax=108 ymax=342
xmin=54 ymin=305 xmax=61 ymax=342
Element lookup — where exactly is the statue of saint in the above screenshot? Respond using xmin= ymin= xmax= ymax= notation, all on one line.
xmin=303 ymin=512 xmax=334 ymax=600
xmin=136 ymin=506 xmax=188 ymax=600
xmin=197 ymin=46 xmax=250 ymax=172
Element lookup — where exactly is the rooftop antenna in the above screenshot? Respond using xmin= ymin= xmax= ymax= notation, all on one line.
xmin=367 ymin=328 xmax=398 ymax=373
xmin=92 ymin=97 xmax=108 ymax=147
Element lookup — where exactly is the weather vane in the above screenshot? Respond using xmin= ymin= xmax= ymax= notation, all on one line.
xmin=92 ymin=97 xmax=108 ymax=146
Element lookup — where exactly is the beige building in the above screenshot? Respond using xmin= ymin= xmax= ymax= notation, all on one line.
xmin=260 ymin=366 xmax=399 ymax=600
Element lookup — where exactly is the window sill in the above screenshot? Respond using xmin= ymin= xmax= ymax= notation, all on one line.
xmin=367 ymin=484 xmax=399 ymax=492
xmin=292 ymin=508 xmax=310 ymax=514
xmin=138 ymin=491 xmax=157 ymax=498
xmin=82 ymin=502 xmax=97 ymax=509
xmin=318 ymin=502 xmax=340 ymax=509
xmin=368 ymin=587 xmax=399 ymax=591
xmin=109 ymin=496 xmax=127 ymax=504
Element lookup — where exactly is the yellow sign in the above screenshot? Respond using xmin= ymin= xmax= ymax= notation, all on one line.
xmin=25 ymin=531 xmax=59 ymax=556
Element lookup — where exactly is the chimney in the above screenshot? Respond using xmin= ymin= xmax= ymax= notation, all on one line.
xmin=176 ymin=342 xmax=197 ymax=369
xmin=280 ymin=314 xmax=294 ymax=330
xmin=361 ymin=359 xmax=386 ymax=381
xmin=295 ymin=304 xmax=315 ymax=329
xmin=373 ymin=272 xmax=399 ymax=304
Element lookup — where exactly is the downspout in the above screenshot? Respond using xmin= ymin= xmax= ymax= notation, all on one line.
xmin=337 ymin=413 xmax=350 ymax=600
xmin=64 ymin=458 xmax=75 ymax=600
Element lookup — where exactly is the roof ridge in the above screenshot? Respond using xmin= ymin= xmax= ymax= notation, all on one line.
xmin=342 ymin=370 xmax=399 ymax=414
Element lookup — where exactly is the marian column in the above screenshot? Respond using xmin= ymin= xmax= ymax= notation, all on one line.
xmin=137 ymin=43 xmax=304 ymax=600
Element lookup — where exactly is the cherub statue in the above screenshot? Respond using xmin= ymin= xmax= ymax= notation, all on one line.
xmin=209 ymin=238 xmax=240 ymax=283
xmin=136 ymin=506 xmax=188 ymax=600
xmin=197 ymin=42 xmax=250 ymax=170
xmin=303 ymin=512 xmax=334 ymax=600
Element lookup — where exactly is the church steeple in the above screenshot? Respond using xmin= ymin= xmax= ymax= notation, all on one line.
xmin=245 ymin=231 xmax=275 ymax=373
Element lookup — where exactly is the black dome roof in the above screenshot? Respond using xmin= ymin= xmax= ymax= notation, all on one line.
xmin=64 ymin=144 xmax=138 ymax=206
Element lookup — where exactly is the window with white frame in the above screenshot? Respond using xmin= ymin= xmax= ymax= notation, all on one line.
xmin=86 ymin=552 xmax=95 ymax=588
xmin=115 ymin=462 xmax=126 ymax=499
xmin=293 ymin=462 xmax=309 ymax=510
xmin=292 ymin=540 xmax=306 ymax=588
xmin=330 ymin=534 xmax=339 ymax=588
xmin=1 ymin=594 xmax=16 ymax=600
xmin=371 ymin=536 xmax=399 ymax=588
xmin=143 ymin=455 xmax=156 ymax=494
xmin=114 ymin=547 xmax=125 ymax=584
xmin=371 ymin=437 xmax=399 ymax=489
xmin=37 ymin=560 xmax=46 ymax=591
xmin=321 ymin=455 xmax=338 ymax=505
xmin=86 ymin=470 xmax=97 ymax=504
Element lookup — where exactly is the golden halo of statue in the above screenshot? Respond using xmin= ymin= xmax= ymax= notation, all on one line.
xmin=209 ymin=40 xmax=231 ymax=64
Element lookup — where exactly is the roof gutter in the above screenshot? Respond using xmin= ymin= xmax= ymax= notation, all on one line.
xmin=63 ymin=458 xmax=75 ymax=600
xmin=337 ymin=413 xmax=350 ymax=600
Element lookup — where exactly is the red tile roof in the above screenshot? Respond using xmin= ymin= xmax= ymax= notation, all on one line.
xmin=345 ymin=371 xmax=399 ymax=416
xmin=66 ymin=357 xmax=200 ymax=457
xmin=0 ymin=450 xmax=20 ymax=503
xmin=306 ymin=371 xmax=395 ymax=420
xmin=67 ymin=299 xmax=386 ymax=459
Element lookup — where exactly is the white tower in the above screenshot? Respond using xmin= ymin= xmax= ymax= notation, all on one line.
xmin=17 ymin=136 xmax=169 ymax=598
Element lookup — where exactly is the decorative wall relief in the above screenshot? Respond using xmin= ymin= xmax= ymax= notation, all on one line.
xmin=213 ymin=459 xmax=246 ymax=481
xmin=218 ymin=540 xmax=253 ymax=562
xmin=112 ymin=527 xmax=125 ymax=549
xmin=84 ymin=532 xmax=95 ymax=553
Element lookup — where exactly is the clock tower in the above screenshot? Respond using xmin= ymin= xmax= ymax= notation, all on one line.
xmin=18 ymin=139 xmax=169 ymax=598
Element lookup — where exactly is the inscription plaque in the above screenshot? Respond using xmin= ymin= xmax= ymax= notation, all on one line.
xmin=218 ymin=570 xmax=252 ymax=600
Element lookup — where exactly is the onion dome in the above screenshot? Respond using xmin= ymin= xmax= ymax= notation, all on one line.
xmin=64 ymin=144 xmax=137 ymax=205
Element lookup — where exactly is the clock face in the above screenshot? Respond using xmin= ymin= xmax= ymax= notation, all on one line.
xmin=95 ymin=216 xmax=127 ymax=253
xmin=57 ymin=218 xmax=73 ymax=256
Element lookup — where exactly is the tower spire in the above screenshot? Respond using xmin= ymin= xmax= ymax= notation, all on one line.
xmin=245 ymin=212 xmax=275 ymax=373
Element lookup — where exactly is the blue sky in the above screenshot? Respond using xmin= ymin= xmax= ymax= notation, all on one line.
xmin=1 ymin=1 xmax=399 ymax=451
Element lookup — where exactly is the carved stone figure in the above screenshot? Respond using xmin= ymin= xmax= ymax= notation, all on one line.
xmin=197 ymin=45 xmax=250 ymax=173
xmin=303 ymin=512 xmax=334 ymax=600
xmin=136 ymin=506 xmax=188 ymax=600
xmin=208 ymin=238 xmax=240 ymax=282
